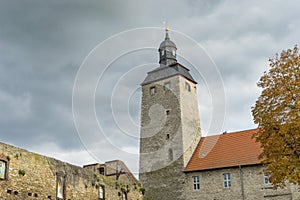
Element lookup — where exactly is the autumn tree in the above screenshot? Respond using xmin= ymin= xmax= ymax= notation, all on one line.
xmin=252 ymin=46 xmax=300 ymax=188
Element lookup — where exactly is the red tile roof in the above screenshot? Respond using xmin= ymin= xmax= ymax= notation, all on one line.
xmin=184 ymin=129 xmax=263 ymax=172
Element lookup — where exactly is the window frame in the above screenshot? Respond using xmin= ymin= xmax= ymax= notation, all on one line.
xmin=192 ymin=176 xmax=200 ymax=190
xmin=223 ymin=173 xmax=231 ymax=188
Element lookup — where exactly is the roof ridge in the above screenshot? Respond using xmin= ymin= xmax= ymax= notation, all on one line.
xmin=204 ymin=128 xmax=259 ymax=138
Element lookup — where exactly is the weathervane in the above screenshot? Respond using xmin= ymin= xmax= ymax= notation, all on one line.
xmin=165 ymin=21 xmax=169 ymax=32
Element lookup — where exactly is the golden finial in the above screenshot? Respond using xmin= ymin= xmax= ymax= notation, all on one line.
xmin=165 ymin=21 xmax=169 ymax=32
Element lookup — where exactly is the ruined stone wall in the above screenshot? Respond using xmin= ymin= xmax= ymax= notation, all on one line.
xmin=0 ymin=142 xmax=143 ymax=200
xmin=184 ymin=165 xmax=299 ymax=200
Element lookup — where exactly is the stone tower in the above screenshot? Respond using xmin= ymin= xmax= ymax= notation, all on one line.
xmin=139 ymin=27 xmax=202 ymax=199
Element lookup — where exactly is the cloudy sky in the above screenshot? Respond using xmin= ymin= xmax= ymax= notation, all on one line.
xmin=1 ymin=0 xmax=300 ymax=176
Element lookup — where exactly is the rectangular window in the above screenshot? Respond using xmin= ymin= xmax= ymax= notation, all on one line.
xmin=223 ymin=173 xmax=231 ymax=188
xmin=185 ymin=82 xmax=191 ymax=92
xmin=192 ymin=176 xmax=200 ymax=190
xmin=164 ymin=82 xmax=170 ymax=90
xmin=99 ymin=185 xmax=105 ymax=200
xmin=122 ymin=191 xmax=127 ymax=200
xmin=99 ymin=167 xmax=105 ymax=175
xmin=150 ymin=86 xmax=156 ymax=95
xmin=56 ymin=172 xmax=65 ymax=200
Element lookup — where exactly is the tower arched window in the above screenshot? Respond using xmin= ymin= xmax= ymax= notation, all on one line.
xmin=172 ymin=50 xmax=176 ymax=56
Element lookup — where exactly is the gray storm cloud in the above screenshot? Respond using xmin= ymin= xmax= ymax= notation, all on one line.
xmin=0 ymin=0 xmax=300 ymax=175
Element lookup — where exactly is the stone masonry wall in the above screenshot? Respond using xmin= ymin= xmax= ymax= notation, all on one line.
xmin=178 ymin=76 xmax=201 ymax=167
xmin=139 ymin=75 xmax=202 ymax=200
xmin=0 ymin=142 xmax=143 ymax=200
xmin=184 ymin=165 xmax=299 ymax=200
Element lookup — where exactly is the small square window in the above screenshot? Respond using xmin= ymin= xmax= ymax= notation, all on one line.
xmin=185 ymin=82 xmax=191 ymax=92
xmin=164 ymin=82 xmax=170 ymax=90
xmin=223 ymin=173 xmax=231 ymax=188
xmin=150 ymin=87 xmax=156 ymax=95
xmin=193 ymin=176 xmax=200 ymax=190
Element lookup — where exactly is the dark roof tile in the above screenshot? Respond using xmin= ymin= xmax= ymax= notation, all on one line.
xmin=141 ymin=63 xmax=196 ymax=85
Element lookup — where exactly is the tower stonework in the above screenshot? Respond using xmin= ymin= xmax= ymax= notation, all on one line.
xmin=139 ymin=29 xmax=201 ymax=200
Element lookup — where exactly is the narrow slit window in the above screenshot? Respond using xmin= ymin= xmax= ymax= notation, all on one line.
xmin=168 ymin=149 xmax=173 ymax=161
xmin=185 ymin=82 xmax=191 ymax=92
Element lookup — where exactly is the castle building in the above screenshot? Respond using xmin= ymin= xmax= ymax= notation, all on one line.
xmin=139 ymin=28 xmax=300 ymax=200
